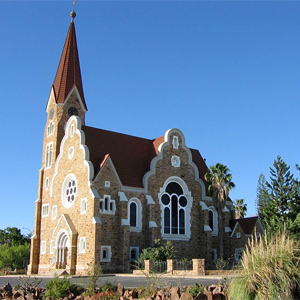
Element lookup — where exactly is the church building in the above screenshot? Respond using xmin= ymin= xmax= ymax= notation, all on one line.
xmin=28 ymin=11 xmax=263 ymax=275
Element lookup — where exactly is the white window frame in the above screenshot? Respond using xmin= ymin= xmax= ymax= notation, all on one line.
xmin=52 ymin=205 xmax=57 ymax=220
xmin=61 ymin=174 xmax=77 ymax=209
xmin=128 ymin=198 xmax=142 ymax=232
xmin=100 ymin=195 xmax=115 ymax=215
xmin=208 ymin=206 xmax=218 ymax=236
xmin=81 ymin=198 xmax=87 ymax=214
xmin=41 ymin=241 xmax=46 ymax=254
xmin=101 ymin=245 xmax=112 ymax=262
xmin=172 ymin=135 xmax=179 ymax=149
xmin=129 ymin=247 xmax=139 ymax=262
xmin=45 ymin=177 xmax=49 ymax=190
xmin=50 ymin=240 xmax=54 ymax=254
xmin=159 ymin=177 xmax=192 ymax=241
xmin=42 ymin=204 xmax=49 ymax=217
xmin=70 ymin=124 xmax=75 ymax=137
xmin=79 ymin=237 xmax=86 ymax=254
xmin=45 ymin=142 xmax=53 ymax=169
xmin=47 ymin=121 xmax=55 ymax=136
xmin=105 ymin=181 xmax=110 ymax=188
xmin=236 ymin=232 xmax=241 ymax=239
xmin=235 ymin=248 xmax=244 ymax=263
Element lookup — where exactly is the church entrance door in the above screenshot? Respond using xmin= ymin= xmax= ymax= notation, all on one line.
xmin=56 ymin=231 xmax=69 ymax=269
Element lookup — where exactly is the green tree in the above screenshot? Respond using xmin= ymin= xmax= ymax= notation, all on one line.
xmin=257 ymin=156 xmax=300 ymax=234
xmin=204 ymin=163 xmax=235 ymax=258
xmin=234 ymin=199 xmax=247 ymax=219
xmin=0 ymin=227 xmax=30 ymax=246
xmin=0 ymin=243 xmax=30 ymax=270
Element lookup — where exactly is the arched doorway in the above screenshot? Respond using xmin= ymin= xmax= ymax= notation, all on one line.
xmin=55 ymin=231 xmax=69 ymax=269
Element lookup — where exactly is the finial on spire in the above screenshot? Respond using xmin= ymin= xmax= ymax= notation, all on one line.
xmin=70 ymin=0 xmax=76 ymax=21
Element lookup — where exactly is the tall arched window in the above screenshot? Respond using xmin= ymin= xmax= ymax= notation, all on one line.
xmin=160 ymin=179 xmax=192 ymax=239
xmin=128 ymin=198 xmax=142 ymax=232
xmin=208 ymin=206 xmax=218 ymax=236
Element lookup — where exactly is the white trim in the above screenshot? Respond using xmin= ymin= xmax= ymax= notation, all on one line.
xmin=236 ymin=232 xmax=241 ymax=238
xmin=172 ymin=135 xmax=179 ymax=149
xmin=50 ymin=116 xmax=94 ymax=198
xmin=230 ymin=222 xmax=239 ymax=238
xmin=45 ymin=142 xmax=53 ymax=169
xmin=45 ymin=177 xmax=49 ymax=190
xmin=47 ymin=121 xmax=55 ymax=137
xmin=149 ymin=221 xmax=158 ymax=228
xmin=118 ymin=192 xmax=128 ymax=202
xmin=143 ymin=128 xmax=212 ymax=201
xmin=92 ymin=217 xmax=102 ymax=224
xmin=128 ymin=198 xmax=142 ymax=232
xmin=225 ymin=226 xmax=232 ymax=233
xmin=204 ymin=225 xmax=212 ymax=232
xmin=222 ymin=206 xmax=229 ymax=213
xmin=61 ymin=174 xmax=77 ymax=209
xmin=146 ymin=195 xmax=155 ymax=205
xmin=100 ymin=195 xmax=115 ymax=215
xmin=171 ymin=155 xmax=181 ymax=168
xmin=121 ymin=219 xmax=129 ymax=226
xmin=101 ymin=245 xmax=112 ymax=262
xmin=199 ymin=201 xmax=208 ymax=210
xmin=68 ymin=146 xmax=75 ymax=159
xmin=53 ymin=214 xmax=77 ymax=237
xmin=105 ymin=181 xmax=110 ymax=187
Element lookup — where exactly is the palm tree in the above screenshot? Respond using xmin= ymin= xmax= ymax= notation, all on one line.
xmin=205 ymin=163 xmax=235 ymax=258
xmin=234 ymin=199 xmax=247 ymax=219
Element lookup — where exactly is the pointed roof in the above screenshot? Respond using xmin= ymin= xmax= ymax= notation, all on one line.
xmin=52 ymin=15 xmax=87 ymax=110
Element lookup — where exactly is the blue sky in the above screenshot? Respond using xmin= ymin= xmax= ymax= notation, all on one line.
xmin=1 ymin=0 xmax=300 ymax=235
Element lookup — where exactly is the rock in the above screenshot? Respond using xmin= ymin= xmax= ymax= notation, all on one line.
xmin=179 ymin=292 xmax=193 ymax=300
xmin=3 ymin=283 xmax=13 ymax=293
xmin=123 ymin=290 xmax=130 ymax=299
xmin=118 ymin=283 xmax=124 ymax=296
xmin=208 ymin=285 xmax=218 ymax=292
xmin=12 ymin=290 xmax=22 ymax=299
xmin=170 ymin=287 xmax=180 ymax=300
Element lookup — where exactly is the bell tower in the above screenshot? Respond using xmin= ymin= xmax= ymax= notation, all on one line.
xmin=28 ymin=10 xmax=87 ymax=274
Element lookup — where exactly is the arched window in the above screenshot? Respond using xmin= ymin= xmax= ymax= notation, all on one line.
xmin=160 ymin=179 xmax=192 ymax=239
xmin=208 ymin=207 xmax=218 ymax=236
xmin=128 ymin=198 xmax=142 ymax=232
xmin=130 ymin=202 xmax=137 ymax=227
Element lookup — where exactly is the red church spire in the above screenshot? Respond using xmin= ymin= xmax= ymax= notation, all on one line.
xmin=52 ymin=11 xmax=87 ymax=110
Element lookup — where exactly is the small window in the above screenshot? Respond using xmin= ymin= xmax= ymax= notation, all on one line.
xmin=100 ymin=195 xmax=115 ymax=215
xmin=50 ymin=240 xmax=54 ymax=254
xmin=236 ymin=232 xmax=241 ymax=239
xmin=45 ymin=143 xmax=53 ymax=169
xmin=172 ymin=135 xmax=179 ymax=149
xmin=79 ymin=237 xmax=86 ymax=254
xmin=41 ymin=241 xmax=46 ymax=254
xmin=81 ymin=199 xmax=87 ymax=214
xmin=70 ymin=124 xmax=75 ymax=137
xmin=47 ymin=121 xmax=55 ymax=136
xmin=208 ymin=207 xmax=218 ymax=236
xmin=42 ymin=204 xmax=49 ymax=217
xmin=105 ymin=181 xmax=110 ymax=187
xmin=129 ymin=247 xmax=139 ymax=262
xmin=128 ymin=198 xmax=142 ymax=232
xmin=45 ymin=177 xmax=49 ymax=190
xmin=52 ymin=205 xmax=57 ymax=219
xmin=101 ymin=246 xmax=111 ymax=262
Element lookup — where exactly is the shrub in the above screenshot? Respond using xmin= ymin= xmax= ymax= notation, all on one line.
xmin=187 ymin=284 xmax=204 ymax=297
xmin=44 ymin=275 xmax=83 ymax=299
xmin=0 ymin=243 xmax=30 ymax=270
xmin=84 ymin=262 xmax=102 ymax=296
xmin=227 ymin=231 xmax=300 ymax=300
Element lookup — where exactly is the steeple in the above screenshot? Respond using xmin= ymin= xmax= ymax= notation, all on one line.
xmin=52 ymin=11 xmax=87 ymax=110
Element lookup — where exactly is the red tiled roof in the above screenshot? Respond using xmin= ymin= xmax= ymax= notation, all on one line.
xmin=230 ymin=216 xmax=259 ymax=235
xmin=81 ymin=125 xmax=209 ymax=188
xmin=52 ymin=20 xmax=87 ymax=110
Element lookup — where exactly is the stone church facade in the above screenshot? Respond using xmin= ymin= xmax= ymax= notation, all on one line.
xmin=28 ymin=13 xmax=263 ymax=275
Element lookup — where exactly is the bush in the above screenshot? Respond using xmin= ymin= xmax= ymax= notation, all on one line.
xmin=137 ymin=239 xmax=176 ymax=265
xmin=0 ymin=243 xmax=30 ymax=270
xmin=44 ymin=276 xmax=83 ymax=299
xmin=227 ymin=231 xmax=300 ymax=300
xmin=187 ymin=284 xmax=204 ymax=297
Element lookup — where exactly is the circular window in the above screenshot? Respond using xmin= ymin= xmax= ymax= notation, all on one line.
xmin=62 ymin=174 xmax=77 ymax=208
xmin=161 ymin=194 xmax=170 ymax=205
xmin=179 ymin=196 xmax=187 ymax=207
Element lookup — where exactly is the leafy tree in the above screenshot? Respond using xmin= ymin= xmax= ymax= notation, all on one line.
xmin=138 ymin=239 xmax=176 ymax=265
xmin=0 ymin=243 xmax=30 ymax=270
xmin=0 ymin=227 xmax=30 ymax=246
xmin=257 ymin=156 xmax=300 ymax=234
xmin=204 ymin=163 xmax=235 ymax=258
xmin=234 ymin=199 xmax=247 ymax=219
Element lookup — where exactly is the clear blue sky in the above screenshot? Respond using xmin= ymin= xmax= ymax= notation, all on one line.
xmin=1 ymin=0 xmax=300 ymax=235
